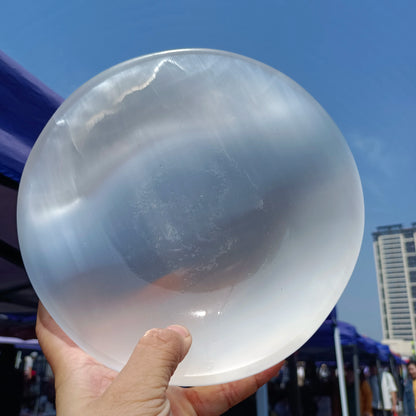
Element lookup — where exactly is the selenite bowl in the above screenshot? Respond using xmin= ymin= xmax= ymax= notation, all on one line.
xmin=17 ymin=49 xmax=364 ymax=386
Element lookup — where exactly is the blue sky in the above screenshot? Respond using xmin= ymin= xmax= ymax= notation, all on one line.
xmin=1 ymin=0 xmax=415 ymax=341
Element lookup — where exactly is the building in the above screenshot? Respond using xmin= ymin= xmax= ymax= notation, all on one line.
xmin=373 ymin=223 xmax=416 ymax=352
xmin=381 ymin=338 xmax=413 ymax=357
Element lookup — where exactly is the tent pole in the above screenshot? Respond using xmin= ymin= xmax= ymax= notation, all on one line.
xmin=334 ymin=325 xmax=349 ymax=416
xmin=389 ymin=354 xmax=402 ymax=403
xmin=353 ymin=345 xmax=360 ymax=416
xmin=256 ymin=383 xmax=269 ymax=416
xmin=376 ymin=359 xmax=387 ymax=416
xmin=287 ymin=354 xmax=302 ymax=416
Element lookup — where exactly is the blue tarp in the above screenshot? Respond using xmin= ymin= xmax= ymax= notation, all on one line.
xmin=357 ymin=334 xmax=379 ymax=355
xmin=0 ymin=50 xmax=60 ymax=333
xmin=0 ymin=50 xmax=62 ymax=182
xmin=302 ymin=320 xmax=357 ymax=350
xmin=299 ymin=319 xmax=398 ymax=364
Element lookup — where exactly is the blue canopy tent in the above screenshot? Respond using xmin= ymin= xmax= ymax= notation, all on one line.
xmin=0 ymin=50 xmax=63 ymax=181
xmin=295 ymin=319 xmax=404 ymax=416
xmin=295 ymin=319 xmax=358 ymax=416
xmin=300 ymin=320 xmax=395 ymax=363
xmin=299 ymin=320 xmax=358 ymax=359
xmin=0 ymin=50 xmax=62 ymax=337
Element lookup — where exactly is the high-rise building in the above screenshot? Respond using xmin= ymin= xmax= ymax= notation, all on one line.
xmin=373 ymin=223 xmax=416 ymax=345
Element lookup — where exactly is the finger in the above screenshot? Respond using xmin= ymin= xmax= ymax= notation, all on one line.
xmin=36 ymin=302 xmax=96 ymax=378
xmin=106 ymin=325 xmax=192 ymax=404
xmin=182 ymin=361 xmax=284 ymax=415
xmin=36 ymin=302 xmax=77 ymax=364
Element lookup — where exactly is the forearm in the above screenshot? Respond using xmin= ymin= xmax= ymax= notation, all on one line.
xmin=391 ymin=391 xmax=397 ymax=408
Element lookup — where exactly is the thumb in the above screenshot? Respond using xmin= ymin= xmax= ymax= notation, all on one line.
xmin=104 ymin=325 xmax=191 ymax=407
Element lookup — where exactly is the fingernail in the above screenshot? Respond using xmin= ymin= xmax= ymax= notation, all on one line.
xmin=144 ymin=328 xmax=158 ymax=337
xmin=167 ymin=324 xmax=190 ymax=338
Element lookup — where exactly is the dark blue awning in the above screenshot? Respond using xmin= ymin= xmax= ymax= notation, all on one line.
xmin=0 ymin=50 xmax=62 ymax=182
xmin=299 ymin=319 xmax=396 ymax=364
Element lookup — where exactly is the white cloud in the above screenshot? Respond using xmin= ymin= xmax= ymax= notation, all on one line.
xmin=348 ymin=133 xmax=393 ymax=179
xmin=345 ymin=132 xmax=399 ymax=208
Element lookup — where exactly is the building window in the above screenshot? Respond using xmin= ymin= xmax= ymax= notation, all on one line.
xmin=383 ymin=244 xmax=401 ymax=250
xmin=386 ymin=274 xmax=405 ymax=279
xmin=388 ymin=283 xmax=406 ymax=289
xmin=404 ymin=230 xmax=415 ymax=238
xmin=385 ymin=260 xmax=404 ymax=265
xmin=408 ymin=256 xmax=416 ymax=268
xmin=407 ymin=242 xmax=416 ymax=253
xmin=412 ymin=286 xmax=416 ymax=298
xmin=384 ymin=257 xmax=403 ymax=262
xmin=390 ymin=305 xmax=409 ymax=310
xmin=389 ymin=292 xmax=407 ymax=297
xmin=384 ymin=264 xmax=404 ymax=270
xmin=410 ymin=271 xmax=416 ymax=283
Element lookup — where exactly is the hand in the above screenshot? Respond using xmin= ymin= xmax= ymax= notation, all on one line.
xmin=36 ymin=303 xmax=283 ymax=415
